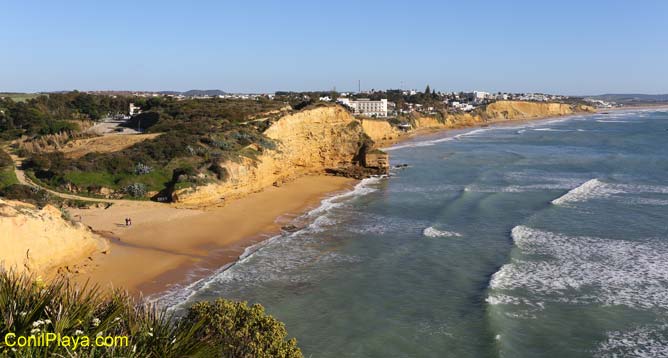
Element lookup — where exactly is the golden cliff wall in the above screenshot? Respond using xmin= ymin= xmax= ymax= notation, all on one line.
xmin=411 ymin=101 xmax=595 ymax=131
xmin=360 ymin=119 xmax=401 ymax=143
xmin=174 ymin=106 xmax=366 ymax=205
xmin=173 ymin=101 xmax=595 ymax=206
xmin=0 ymin=199 xmax=108 ymax=275
xmin=484 ymin=101 xmax=593 ymax=120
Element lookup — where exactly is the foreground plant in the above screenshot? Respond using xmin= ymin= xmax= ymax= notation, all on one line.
xmin=0 ymin=271 xmax=302 ymax=357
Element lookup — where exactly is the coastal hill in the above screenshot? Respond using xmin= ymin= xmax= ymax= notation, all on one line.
xmin=0 ymin=198 xmax=107 ymax=275
xmin=173 ymin=100 xmax=594 ymax=205
xmin=0 ymin=97 xmax=594 ymax=276
xmin=361 ymin=100 xmax=593 ymax=143
xmin=0 ymin=94 xmax=594 ymax=207
xmin=172 ymin=105 xmax=377 ymax=205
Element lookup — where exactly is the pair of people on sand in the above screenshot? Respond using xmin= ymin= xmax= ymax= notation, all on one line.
xmin=124 ymin=217 xmax=132 ymax=226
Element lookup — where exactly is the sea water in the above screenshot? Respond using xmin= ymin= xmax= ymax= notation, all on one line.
xmin=163 ymin=109 xmax=668 ymax=357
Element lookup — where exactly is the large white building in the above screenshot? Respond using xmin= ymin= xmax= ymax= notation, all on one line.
xmin=473 ymin=91 xmax=492 ymax=101
xmin=337 ymin=98 xmax=388 ymax=117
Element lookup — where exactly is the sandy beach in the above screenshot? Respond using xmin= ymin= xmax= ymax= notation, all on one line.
xmin=70 ymin=175 xmax=356 ymax=297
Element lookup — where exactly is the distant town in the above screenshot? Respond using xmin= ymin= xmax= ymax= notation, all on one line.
xmin=3 ymin=88 xmax=661 ymax=121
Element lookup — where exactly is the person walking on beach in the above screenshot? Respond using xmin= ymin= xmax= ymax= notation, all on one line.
xmin=125 ymin=218 xmax=129 ymax=226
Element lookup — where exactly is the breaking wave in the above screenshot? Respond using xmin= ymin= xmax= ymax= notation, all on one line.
xmin=551 ymin=179 xmax=668 ymax=206
xmin=550 ymin=179 xmax=621 ymax=205
xmin=422 ymin=226 xmax=462 ymax=238
xmin=488 ymin=226 xmax=668 ymax=310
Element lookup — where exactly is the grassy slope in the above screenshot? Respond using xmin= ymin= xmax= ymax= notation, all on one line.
xmin=62 ymin=169 xmax=172 ymax=192
xmin=0 ymin=166 xmax=18 ymax=189
xmin=0 ymin=148 xmax=18 ymax=190
xmin=0 ymin=93 xmax=43 ymax=102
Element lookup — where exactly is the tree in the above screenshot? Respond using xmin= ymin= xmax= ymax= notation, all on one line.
xmin=185 ymin=299 xmax=303 ymax=358
xmin=425 ymin=85 xmax=431 ymax=95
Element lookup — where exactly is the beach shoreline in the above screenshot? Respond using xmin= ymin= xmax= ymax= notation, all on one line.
xmin=70 ymin=175 xmax=356 ymax=297
xmin=70 ymin=106 xmax=609 ymax=302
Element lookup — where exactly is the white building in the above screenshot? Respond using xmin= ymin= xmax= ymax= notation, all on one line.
xmin=473 ymin=91 xmax=491 ymax=101
xmin=129 ymin=103 xmax=142 ymax=116
xmin=337 ymin=98 xmax=388 ymax=117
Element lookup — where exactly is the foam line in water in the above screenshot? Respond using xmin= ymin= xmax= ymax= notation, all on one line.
xmin=384 ymin=128 xmax=489 ymax=151
xmin=551 ymin=179 xmax=668 ymax=206
xmin=422 ymin=226 xmax=462 ymax=238
xmin=532 ymin=128 xmax=577 ymax=132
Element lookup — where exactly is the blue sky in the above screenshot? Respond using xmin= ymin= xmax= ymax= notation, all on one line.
xmin=1 ymin=0 xmax=667 ymax=94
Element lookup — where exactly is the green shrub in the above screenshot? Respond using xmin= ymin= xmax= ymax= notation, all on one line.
xmin=0 ymin=149 xmax=12 ymax=168
xmin=0 ymin=271 xmax=208 ymax=357
xmin=0 ymin=271 xmax=302 ymax=357
xmin=0 ymin=149 xmax=19 ymax=190
xmin=185 ymin=299 xmax=302 ymax=358
xmin=124 ymin=183 xmax=148 ymax=198
xmin=0 ymin=184 xmax=53 ymax=208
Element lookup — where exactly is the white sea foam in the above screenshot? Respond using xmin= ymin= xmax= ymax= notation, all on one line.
xmin=551 ymin=179 xmax=668 ymax=206
xmin=532 ymin=128 xmax=575 ymax=132
xmin=384 ymin=128 xmax=489 ymax=151
xmin=596 ymin=324 xmax=668 ymax=358
xmin=305 ymin=176 xmax=382 ymax=218
xmin=551 ymin=179 xmax=621 ymax=205
xmin=348 ymin=212 xmax=430 ymax=235
xmin=489 ymin=226 xmax=668 ymax=310
xmin=422 ymin=226 xmax=462 ymax=238
xmin=463 ymin=173 xmax=589 ymax=193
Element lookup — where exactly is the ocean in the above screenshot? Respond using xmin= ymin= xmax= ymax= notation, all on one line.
xmin=163 ymin=108 xmax=668 ymax=357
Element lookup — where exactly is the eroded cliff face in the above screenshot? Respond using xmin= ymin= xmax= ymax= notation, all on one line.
xmin=410 ymin=101 xmax=595 ymax=131
xmin=361 ymin=119 xmax=401 ymax=143
xmin=484 ymin=101 xmax=594 ymax=120
xmin=0 ymin=199 xmax=108 ymax=276
xmin=174 ymin=106 xmax=369 ymax=205
xmin=173 ymin=101 xmax=594 ymax=206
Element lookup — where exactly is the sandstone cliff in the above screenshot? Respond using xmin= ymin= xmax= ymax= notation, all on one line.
xmin=0 ymin=199 xmax=108 ymax=276
xmin=409 ymin=101 xmax=595 ymax=131
xmin=174 ymin=106 xmax=372 ymax=205
xmin=484 ymin=101 xmax=594 ymax=120
xmin=360 ymin=118 xmax=401 ymax=143
xmin=173 ymin=101 xmax=593 ymax=206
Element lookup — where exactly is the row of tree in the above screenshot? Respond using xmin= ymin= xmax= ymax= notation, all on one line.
xmin=0 ymin=91 xmax=132 ymax=139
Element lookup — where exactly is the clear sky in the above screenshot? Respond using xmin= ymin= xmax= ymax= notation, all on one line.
xmin=1 ymin=0 xmax=667 ymax=94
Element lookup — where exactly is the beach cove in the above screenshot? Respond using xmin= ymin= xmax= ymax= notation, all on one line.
xmin=71 ymin=175 xmax=355 ymax=296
